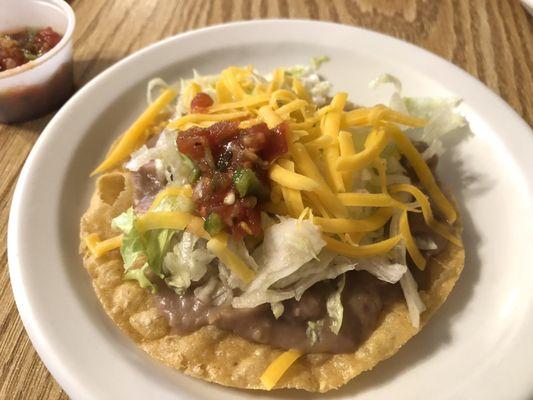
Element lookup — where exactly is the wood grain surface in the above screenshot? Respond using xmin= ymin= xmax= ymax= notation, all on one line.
xmin=0 ymin=1 xmax=531 ymax=398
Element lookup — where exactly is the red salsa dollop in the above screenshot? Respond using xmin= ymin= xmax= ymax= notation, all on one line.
xmin=177 ymin=95 xmax=288 ymax=239
xmin=190 ymin=92 xmax=214 ymax=113
xmin=0 ymin=27 xmax=62 ymax=72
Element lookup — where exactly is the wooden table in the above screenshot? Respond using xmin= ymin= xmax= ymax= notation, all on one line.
xmin=1 ymin=1 xmax=531 ymax=398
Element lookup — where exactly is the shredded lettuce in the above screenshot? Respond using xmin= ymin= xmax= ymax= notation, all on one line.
xmin=124 ymin=263 xmax=156 ymax=293
xmin=233 ymin=252 xmax=343 ymax=309
xmin=389 ymin=211 xmax=426 ymax=328
xmin=112 ymin=207 xmax=135 ymax=233
xmin=229 ymin=218 xmax=325 ymax=299
xmin=112 ymin=195 xmax=204 ymax=292
xmin=370 ymin=73 xmax=467 ymax=159
xmin=112 ymin=208 xmax=144 ymax=269
xmin=310 ymin=55 xmax=330 ymax=69
xmin=146 ymin=78 xmax=170 ymax=105
xmin=193 ymin=275 xmax=218 ymax=302
xmin=163 ymin=232 xmax=214 ymax=294
xmin=272 ymin=252 xmax=336 ymax=290
xmin=286 ymin=58 xmax=331 ymax=106
xmin=332 ymin=256 xmax=407 ymax=284
xmin=271 ymin=302 xmax=285 ymax=319
xmin=229 ymin=238 xmax=260 ymax=271
xmin=326 ymin=274 xmax=345 ymax=335
xmin=213 ymin=237 xmax=260 ymax=291
xmin=406 ymin=97 xmax=466 ymax=159
xmin=125 ymin=130 xmax=193 ymax=185
xmin=217 ymin=257 xmax=241 ymax=290
xmin=248 ymin=218 xmax=325 ymax=291
xmin=306 ymin=319 xmax=325 ymax=346
xmin=145 ymin=229 xmax=175 ymax=277
xmin=153 ymin=194 xmax=194 ymax=213
xmin=211 ymin=280 xmax=234 ymax=307
xmin=400 ymin=269 xmax=427 ymax=329
xmin=232 ymin=218 xmax=326 ymax=308
xmin=233 ymin=237 xmax=406 ymax=310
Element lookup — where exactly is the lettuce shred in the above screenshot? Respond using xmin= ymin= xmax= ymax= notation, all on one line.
xmin=326 ymin=274 xmax=345 ymax=335
xmin=370 ymin=73 xmax=467 ymax=159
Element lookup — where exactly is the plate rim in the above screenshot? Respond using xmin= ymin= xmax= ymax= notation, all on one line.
xmin=7 ymin=19 xmax=533 ymax=399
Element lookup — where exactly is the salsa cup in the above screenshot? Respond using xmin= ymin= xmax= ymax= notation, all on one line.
xmin=0 ymin=0 xmax=75 ymax=123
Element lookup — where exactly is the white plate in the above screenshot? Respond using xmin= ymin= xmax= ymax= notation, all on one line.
xmin=8 ymin=20 xmax=533 ymax=400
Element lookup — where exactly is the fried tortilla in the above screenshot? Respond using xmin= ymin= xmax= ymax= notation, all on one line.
xmin=80 ymin=170 xmax=464 ymax=392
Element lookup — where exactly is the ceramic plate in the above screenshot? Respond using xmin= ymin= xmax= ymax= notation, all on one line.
xmin=8 ymin=20 xmax=533 ymax=400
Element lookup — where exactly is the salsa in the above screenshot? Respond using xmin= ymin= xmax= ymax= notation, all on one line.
xmin=0 ymin=27 xmax=62 ymax=72
xmin=177 ymin=96 xmax=288 ymax=239
xmin=190 ymin=92 xmax=214 ymax=113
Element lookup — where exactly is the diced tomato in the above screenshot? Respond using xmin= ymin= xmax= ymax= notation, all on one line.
xmin=176 ymin=129 xmax=209 ymax=160
xmin=33 ymin=27 xmax=61 ymax=53
xmin=261 ymin=123 xmax=288 ymax=162
xmin=0 ymin=27 xmax=62 ymax=72
xmin=177 ymin=121 xmax=240 ymax=161
xmin=190 ymin=92 xmax=214 ymax=113
xmin=177 ymin=119 xmax=288 ymax=238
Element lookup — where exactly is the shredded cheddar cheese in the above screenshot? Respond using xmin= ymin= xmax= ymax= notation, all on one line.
xmin=389 ymin=184 xmax=462 ymax=247
xmin=85 ymin=233 xmax=123 ymax=258
xmin=338 ymin=130 xmax=356 ymax=189
xmin=323 ymin=234 xmax=403 ymax=258
xmin=148 ymin=185 xmax=193 ymax=211
xmin=336 ymin=127 xmax=389 ymax=172
xmin=186 ymin=216 xmax=211 ymax=240
xmin=268 ymin=68 xmax=285 ymax=94
xmin=206 ymin=233 xmax=256 ymax=284
xmin=399 ymin=210 xmax=427 ymax=270
xmin=322 ymin=93 xmax=347 ymax=192
xmin=258 ymin=105 xmax=284 ymax=128
xmin=341 ymin=105 xmax=427 ymax=128
xmin=135 ymin=211 xmax=192 ymax=232
xmin=277 ymin=159 xmax=305 ymax=218
xmin=221 ymin=68 xmax=247 ymax=100
xmin=269 ymin=89 xmax=298 ymax=109
xmin=291 ymin=77 xmax=310 ymax=101
xmin=276 ymin=99 xmax=307 ymax=119
xmin=387 ymin=124 xmax=457 ymax=223
xmin=260 ymin=349 xmax=302 ymax=390
xmin=269 ymin=163 xmax=319 ymax=191
xmin=313 ymin=208 xmax=393 ymax=233
xmin=92 ymin=88 xmax=176 ymax=175
xmin=209 ymin=93 xmax=270 ymax=113
xmin=291 ymin=143 xmax=348 ymax=218
xmin=168 ymin=110 xmax=249 ymax=129
xmin=337 ymin=192 xmax=414 ymax=210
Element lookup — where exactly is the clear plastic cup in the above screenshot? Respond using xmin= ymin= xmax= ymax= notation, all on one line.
xmin=0 ymin=0 xmax=75 ymax=123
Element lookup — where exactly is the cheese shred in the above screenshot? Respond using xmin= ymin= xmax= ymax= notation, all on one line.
xmin=85 ymin=233 xmax=123 ymax=258
xmin=207 ymin=234 xmax=256 ymax=284
xmin=399 ymin=211 xmax=427 ymax=270
xmin=323 ymin=234 xmax=403 ymax=258
xmin=387 ymin=124 xmax=457 ymax=223
xmin=149 ymin=185 xmax=193 ymax=211
xmin=91 ymin=88 xmax=176 ymax=175
xmin=260 ymin=349 xmax=302 ymax=390
xmin=135 ymin=211 xmax=192 ymax=232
